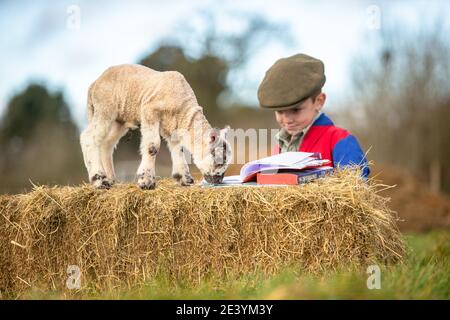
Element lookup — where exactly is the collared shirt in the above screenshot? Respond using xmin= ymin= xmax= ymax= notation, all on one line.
xmin=275 ymin=111 xmax=322 ymax=153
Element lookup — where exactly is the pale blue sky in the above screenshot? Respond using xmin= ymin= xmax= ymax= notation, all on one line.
xmin=0 ymin=0 xmax=449 ymax=129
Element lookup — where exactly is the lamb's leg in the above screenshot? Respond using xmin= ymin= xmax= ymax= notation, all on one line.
xmin=80 ymin=129 xmax=93 ymax=178
xmin=167 ymin=141 xmax=194 ymax=186
xmin=80 ymin=119 xmax=114 ymax=189
xmin=100 ymin=121 xmax=128 ymax=182
xmin=137 ymin=122 xmax=160 ymax=190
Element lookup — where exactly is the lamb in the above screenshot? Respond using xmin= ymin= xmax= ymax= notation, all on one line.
xmin=80 ymin=64 xmax=231 ymax=189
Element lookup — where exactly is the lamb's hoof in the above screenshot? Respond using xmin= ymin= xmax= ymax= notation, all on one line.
xmin=173 ymin=173 xmax=194 ymax=186
xmin=100 ymin=179 xmax=113 ymax=189
xmin=137 ymin=173 xmax=156 ymax=190
xmin=91 ymin=174 xmax=113 ymax=189
xmin=138 ymin=181 xmax=156 ymax=190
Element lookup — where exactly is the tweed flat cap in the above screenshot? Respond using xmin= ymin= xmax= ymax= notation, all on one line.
xmin=257 ymin=53 xmax=326 ymax=110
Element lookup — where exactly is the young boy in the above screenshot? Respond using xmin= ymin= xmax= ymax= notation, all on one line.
xmin=257 ymin=53 xmax=370 ymax=178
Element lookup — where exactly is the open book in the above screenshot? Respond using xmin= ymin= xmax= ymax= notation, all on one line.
xmin=213 ymin=152 xmax=331 ymax=185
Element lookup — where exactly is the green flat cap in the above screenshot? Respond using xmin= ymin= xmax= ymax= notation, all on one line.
xmin=257 ymin=53 xmax=326 ymax=110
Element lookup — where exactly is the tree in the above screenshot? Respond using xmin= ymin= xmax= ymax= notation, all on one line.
xmin=0 ymin=84 xmax=84 ymax=192
xmin=343 ymin=23 xmax=450 ymax=193
xmin=0 ymin=84 xmax=76 ymax=143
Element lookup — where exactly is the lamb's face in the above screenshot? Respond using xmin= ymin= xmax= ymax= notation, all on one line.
xmin=197 ymin=127 xmax=232 ymax=184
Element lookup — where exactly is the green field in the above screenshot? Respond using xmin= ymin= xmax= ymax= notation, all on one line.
xmin=22 ymin=229 xmax=449 ymax=300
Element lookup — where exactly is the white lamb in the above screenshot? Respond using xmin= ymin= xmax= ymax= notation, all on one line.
xmin=80 ymin=64 xmax=231 ymax=189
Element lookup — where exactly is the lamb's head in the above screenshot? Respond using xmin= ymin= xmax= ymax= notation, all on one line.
xmin=195 ymin=126 xmax=232 ymax=184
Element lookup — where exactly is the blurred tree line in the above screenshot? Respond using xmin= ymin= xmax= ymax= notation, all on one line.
xmin=339 ymin=24 xmax=450 ymax=193
xmin=0 ymin=84 xmax=85 ymax=193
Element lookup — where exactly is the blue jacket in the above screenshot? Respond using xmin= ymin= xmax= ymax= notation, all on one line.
xmin=272 ymin=113 xmax=370 ymax=178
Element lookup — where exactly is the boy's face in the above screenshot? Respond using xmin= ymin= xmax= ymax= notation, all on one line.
xmin=275 ymin=92 xmax=326 ymax=136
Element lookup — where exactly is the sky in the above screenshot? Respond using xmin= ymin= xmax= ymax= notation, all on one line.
xmin=0 ymin=0 xmax=449 ymax=129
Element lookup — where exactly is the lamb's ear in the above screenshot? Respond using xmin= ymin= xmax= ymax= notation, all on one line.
xmin=209 ymin=129 xmax=218 ymax=144
xmin=220 ymin=125 xmax=230 ymax=139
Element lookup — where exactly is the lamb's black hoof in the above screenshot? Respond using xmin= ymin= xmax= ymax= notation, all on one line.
xmin=91 ymin=174 xmax=113 ymax=189
xmin=99 ymin=180 xmax=112 ymax=189
xmin=138 ymin=181 xmax=156 ymax=190
xmin=181 ymin=175 xmax=194 ymax=186
xmin=173 ymin=173 xmax=194 ymax=186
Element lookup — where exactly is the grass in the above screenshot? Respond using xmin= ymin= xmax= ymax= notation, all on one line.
xmin=20 ymin=229 xmax=449 ymax=300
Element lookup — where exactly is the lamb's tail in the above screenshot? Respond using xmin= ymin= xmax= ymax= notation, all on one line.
xmin=86 ymin=83 xmax=95 ymax=122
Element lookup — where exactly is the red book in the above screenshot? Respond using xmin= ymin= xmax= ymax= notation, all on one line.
xmin=257 ymin=173 xmax=299 ymax=185
xmin=256 ymin=167 xmax=334 ymax=185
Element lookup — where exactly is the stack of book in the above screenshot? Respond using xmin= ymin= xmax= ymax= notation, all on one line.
xmin=203 ymin=152 xmax=333 ymax=186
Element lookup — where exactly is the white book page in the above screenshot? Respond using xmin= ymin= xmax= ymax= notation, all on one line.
xmin=249 ymin=152 xmax=314 ymax=165
xmin=221 ymin=175 xmax=243 ymax=184
xmin=240 ymin=152 xmax=320 ymax=178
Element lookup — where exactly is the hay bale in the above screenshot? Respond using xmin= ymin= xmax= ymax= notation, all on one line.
xmin=0 ymin=169 xmax=405 ymax=296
